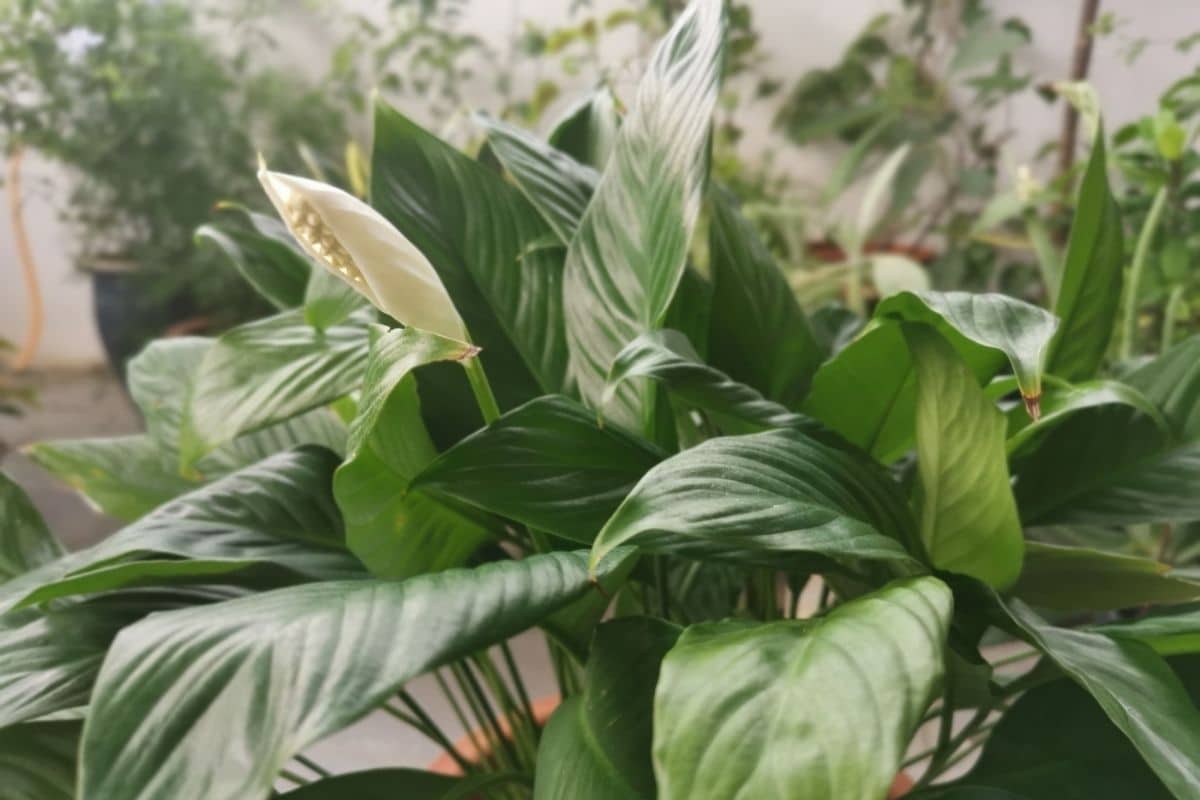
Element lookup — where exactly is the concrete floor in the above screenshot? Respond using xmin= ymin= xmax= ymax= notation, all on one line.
xmin=1 ymin=368 xmax=557 ymax=778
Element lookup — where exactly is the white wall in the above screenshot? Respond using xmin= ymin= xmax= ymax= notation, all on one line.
xmin=4 ymin=0 xmax=1198 ymax=367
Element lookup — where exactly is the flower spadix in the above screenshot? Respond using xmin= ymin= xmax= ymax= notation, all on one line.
xmin=258 ymin=167 xmax=469 ymax=342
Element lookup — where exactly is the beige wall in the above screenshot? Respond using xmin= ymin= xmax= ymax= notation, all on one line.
xmin=4 ymin=0 xmax=1198 ymax=367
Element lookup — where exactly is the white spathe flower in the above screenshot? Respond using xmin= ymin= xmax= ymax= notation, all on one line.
xmin=258 ymin=168 xmax=469 ymax=342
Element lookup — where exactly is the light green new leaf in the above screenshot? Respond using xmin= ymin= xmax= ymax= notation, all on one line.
xmin=653 ymin=577 xmax=952 ymax=800
xmin=1046 ymin=128 xmax=1125 ymax=381
xmin=708 ymin=190 xmax=823 ymax=406
xmin=606 ymin=330 xmax=815 ymax=434
xmin=534 ymin=617 xmax=681 ymax=799
xmin=563 ymin=0 xmax=726 ymax=429
xmin=335 ymin=327 xmax=491 ymax=578
xmin=908 ymin=325 xmax=1023 ymax=588
xmin=413 ymin=396 xmax=662 ymax=544
xmin=1012 ymin=542 xmax=1200 ymax=611
xmin=877 ymin=291 xmax=1059 ymax=404
xmin=371 ymin=101 xmax=565 ymax=400
xmin=79 ymin=551 xmax=606 ymax=800
xmin=0 ymin=721 xmax=79 ymax=800
xmin=0 ymin=473 xmax=63 ymax=582
xmin=2 ymin=448 xmax=360 ymax=614
xmin=181 ymin=309 xmax=369 ymax=466
xmin=1006 ymin=600 xmax=1200 ymax=799
xmin=548 ymin=85 xmax=620 ymax=169
xmin=477 ymin=113 xmax=598 ymax=243
xmin=25 ymin=434 xmax=195 ymax=523
xmin=590 ymin=427 xmax=920 ymax=571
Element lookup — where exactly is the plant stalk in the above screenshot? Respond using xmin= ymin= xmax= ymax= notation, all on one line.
xmin=1121 ymin=185 xmax=1168 ymax=359
xmin=463 ymin=355 xmax=501 ymax=424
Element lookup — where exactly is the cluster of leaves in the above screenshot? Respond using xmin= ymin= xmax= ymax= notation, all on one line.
xmin=8 ymin=1 xmax=1200 ymax=799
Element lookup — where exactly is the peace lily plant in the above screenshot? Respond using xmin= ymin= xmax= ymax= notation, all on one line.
xmin=7 ymin=1 xmax=1200 ymax=799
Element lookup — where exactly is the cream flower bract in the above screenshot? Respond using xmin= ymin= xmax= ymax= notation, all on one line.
xmin=258 ymin=168 xmax=469 ymax=342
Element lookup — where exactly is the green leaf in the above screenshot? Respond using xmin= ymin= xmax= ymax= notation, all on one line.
xmin=25 ymin=435 xmax=195 ymax=523
xmin=414 ymin=396 xmax=662 ymax=544
xmin=276 ymin=768 xmax=527 ymax=800
xmin=181 ymin=309 xmax=370 ymax=466
xmin=1013 ymin=406 xmax=1200 ymax=525
xmin=1046 ymin=129 xmax=1125 ymax=381
xmin=534 ymin=617 xmax=681 ymax=799
xmin=3 ymin=449 xmax=361 ymax=613
xmin=1012 ymin=542 xmax=1200 ymax=611
xmin=707 ymin=189 xmax=823 ymax=406
xmin=877 ymin=291 xmax=1059 ymax=402
xmin=548 ymin=85 xmax=620 ymax=169
xmin=1126 ymin=334 xmax=1200 ymax=440
xmin=477 ymin=112 xmax=598 ymax=244
xmin=303 ymin=264 xmax=365 ymax=331
xmin=907 ymin=325 xmax=1023 ymax=588
xmin=563 ymin=0 xmax=726 ymax=429
xmin=653 ymin=577 xmax=951 ymax=799
xmin=0 ymin=721 xmax=79 ymax=800
xmin=935 ymin=661 xmax=1200 ymax=799
xmin=195 ymin=222 xmax=308 ymax=310
xmin=0 ymin=473 xmax=63 ymax=582
xmin=1096 ymin=604 xmax=1200 ymax=656
xmin=590 ymin=427 xmax=921 ymax=571
xmin=605 ymin=330 xmax=815 ymax=434
xmin=1001 ymin=377 xmax=1166 ymax=455
xmin=80 ymin=551 xmax=607 ymax=800
xmin=335 ymin=327 xmax=491 ymax=578
xmin=371 ymin=101 xmax=565 ymax=400
xmin=1005 ymin=599 xmax=1200 ymax=798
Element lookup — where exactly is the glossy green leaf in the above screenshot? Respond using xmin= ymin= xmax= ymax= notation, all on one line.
xmin=335 ymin=327 xmax=490 ymax=578
xmin=1046 ymin=129 xmax=1125 ymax=381
xmin=25 ymin=435 xmax=194 ymax=523
xmin=934 ymin=661 xmax=1200 ymax=800
xmin=371 ymin=101 xmax=565 ymax=399
xmin=653 ymin=577 xmax=951 ymax=799
xmin=414 ymin=396 xmax=662 ymax=544
xmin=548 ymin=85 xmax=620 ymax=169
xmin=877 ymin=291 xmax=1059 ymax=402
xmin=3 ymin=449 xmax=360 ymax=613
xmin=181 ymin=309 xmax=369 ymax=466
xmin=1126 ymin=334 xmax=1200 ymax=440
xmin=534 ymin=617 xmax=681 ymax=799
xmin=563 ymin=0 xmax=726 ymax=429
xmin=605 ymin=330 xmax=815 ymax=434
xmin=195 ymin=222 xmax=308 ymax=310
xmin=907 ymin=325 xmax=1023 ymax=588
xmin=590 ymin=427 xmax=920 ymax=570
xmin=1006 ymin=599 xmax=1200 ymax=798
xmin=477 ymin=112 xmax=598 ymax=243
xmin=707 ymin=189 xmax=822 ymax=406
xmin=1012 ymin=542 xmax=1200 ymax=611
xmin=80 ymin=551 xmax=606 ymax=800
xmin=1096 ymin=604 xmax=1200 ymax=656
xmin=1013 ymin=406 xmax=1200 ymax=525
xmin=1000 ymin=377 xmax=1166 ymax=455
xmin=0 ymin=473 xmax=63 ymax=582
xmin=0 ymin=721 xmax=79 ymax=800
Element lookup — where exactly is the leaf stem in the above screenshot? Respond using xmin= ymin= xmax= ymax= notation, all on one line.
xmin=1121 ymin=185 xmax=1168 ymax=360
xmin=1161 ymin=285 xmax=1185 ymax=354
xmin=293 ymin=754 xmax=330 ymax=778
xmin=462 ymin=355 xmax=501 ymax=425
xmin=279 ymin=769 xmax=310 ymax=786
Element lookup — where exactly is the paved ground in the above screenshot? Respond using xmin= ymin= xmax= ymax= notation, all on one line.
xmin=1 ymin=368 xmax=556 ymax=778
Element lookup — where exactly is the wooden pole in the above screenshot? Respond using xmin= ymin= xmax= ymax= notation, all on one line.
xmin=7 ymin=147 xmax=44 ymax=371
xmin=1057 ymin=0 xmax=1102 ymax=180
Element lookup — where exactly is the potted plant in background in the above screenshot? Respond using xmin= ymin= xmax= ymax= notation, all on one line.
xmin=6 ymin=1 xmax=1200 ymax=799
xmin=0 ymin=0 xmax=351 ymax=377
